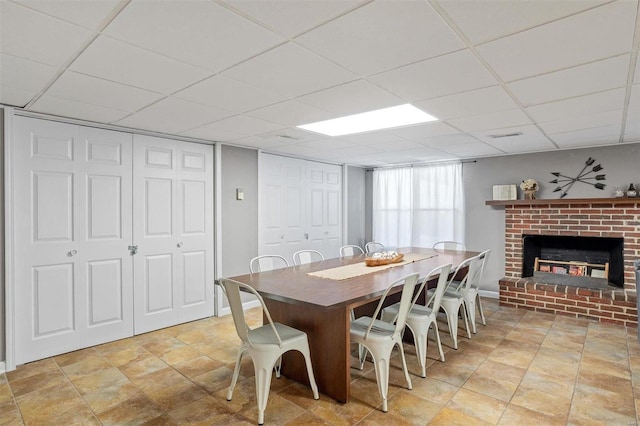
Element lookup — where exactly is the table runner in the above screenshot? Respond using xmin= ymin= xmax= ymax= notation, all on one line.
xmin=307 ymin=252 xmax=436 ymax=280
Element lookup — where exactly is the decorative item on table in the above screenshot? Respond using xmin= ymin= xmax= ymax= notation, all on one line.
xmin=520 ymin=179 xmax=539 ymax=200
xmin=614 ymin=186 xmax=625 ymax=198
xmin=550 ymin=157 xmax=605 ymax=198
xmin=364 ymin=251 xmax=404 ymax=267
xmin=627 ymin=183 xmax=637 ymax=197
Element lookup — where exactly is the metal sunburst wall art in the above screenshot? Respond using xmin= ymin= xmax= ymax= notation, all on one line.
xmin=549 ymin=157 xmax=605 ymax=199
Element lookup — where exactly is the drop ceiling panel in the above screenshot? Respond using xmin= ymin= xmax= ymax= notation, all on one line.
xmin=69 ymin=36 xmax=210 ymax=95
xmin=296 ymin=80 xmax=402 ymax=116
xmin=174 ymin=75 xmax=284 ymax=113
xmin=103 ymin=1 xmax=284 ymax=72
xmin=222 ymin=42 xmax=357 ymax=99
xmin=115 ymin=97 xmax=231 ymax=135
xmin=526 ymin=88 xmax=626 ymax=123
xmin=180 ymin=126 xmax=246 ymax=143
xmin=370 ymin=50 xmax=497 ymax=102
xmin=322 ymin=145 xmax=385 ymax=160
xmin=0 ymin=53 xmax=58 ymax=96
xmin=231 ymin=135 xmax=297 ymax=150
xmin=388 ymin=122 xmax=461 ymax=140
xmin=1 ymin=1 xmax=93 ymax=67
xmin=359 ymin=139 xmax=426 ymax=152
xmin=476 ymin=1 xmax=637 ymax=82
xmin=436 ymin=0 xmax=607 ymax=44
xmin=479 ymin=125 xmax=555 ymax=153
xmin=184 ymin=114 xmax=283 ymax=141
xmin=419 ymin=134 xmax=483 ymax=148
xmin=508 ymin=55 xmax=630 ymax=107
xmin=223 ymin=0 xmax=363 ymax=38
xmin=13 ymin=0 xmax=124 ymax=30
xmin=295 ymin=1 xmax=463 ymax=75
xmin=247 ymin=99 xmax=333 ymax=127
xmin=416 ymin=86 xmax=519 ymax=120
xmin=31 ymin=95 xmax=130 ymax=123
xmin=551 ymin=124 xmax=622 ymax=147
xmin=0 ymin=86 xmax=39 ymax=106
xmin=447 ymin=109 xmax=532 ymax=133
xmin=539 ymin=109 xmax=623 ymax=135
xmin=46 ymin=71 xmax=163 ymax=112
xmin=439 ymin=142 xmax=503 ymax=157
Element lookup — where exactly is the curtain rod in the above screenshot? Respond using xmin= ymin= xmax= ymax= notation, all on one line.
xmin=365 ymin=159 xmax=476 ymax=172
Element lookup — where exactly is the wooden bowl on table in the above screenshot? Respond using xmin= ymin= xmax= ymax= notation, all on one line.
xmin=364 ymin=253 xmax=404 ymax=267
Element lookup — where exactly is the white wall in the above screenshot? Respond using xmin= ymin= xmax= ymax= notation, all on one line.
xmin=0 ymin=109 xmax=4 ymax=364
xmin=346 ymin=165 xmax=366 ymax=247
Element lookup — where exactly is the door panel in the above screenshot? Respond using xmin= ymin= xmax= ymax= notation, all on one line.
xmin=133 ymin=134 xmax=213 ymax=333
xmin=14 ymin=117 xmax=134 ymax=364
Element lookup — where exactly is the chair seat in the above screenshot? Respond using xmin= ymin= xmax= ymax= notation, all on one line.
xmin=248 ymin=323 xmax=308 ymax=347
xmin=351 ymin=316 xmax=395 ymax=339
xmin=382 ymin=302 xmax=435 ymax=319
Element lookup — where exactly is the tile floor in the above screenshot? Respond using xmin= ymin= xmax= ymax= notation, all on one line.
xmin=2 ymin=298 xmax=640 ymax=425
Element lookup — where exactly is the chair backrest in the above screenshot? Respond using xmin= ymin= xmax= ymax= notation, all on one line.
xmin=475 ymin=249 xmax=491 ymax=284
xmin=249 ymin=255 xmax=289 ymax=273
xmin=413 ymin=263 xmax=452 ymax=312
xmin=450 ymin=254 xmax=483 ymax=294
xmin=364 ymin=273 xmax=420 ymax=339
xmin=433 ymin=241 xmax=466 ymax=252
xmin=221 ymin=278 xmax=282 ymax=347
xmin=365 ymin=242 xmax=385 ymax=254
xmin=293 ymin=250 xmax=325 ymax=266
xmin=340 ymin=245 xmax=364 ymax=257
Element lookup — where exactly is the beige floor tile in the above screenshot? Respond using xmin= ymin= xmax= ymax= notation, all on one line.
xmin=71 ymin=366 xmax=130 ymax=395
xmin=276 ymin=381 xmax=325 ymax=410
xmin=487 ymin=339 xmax=538 ymax=369
xmin=0 ymin=382 xmax=12 ymax=403
xmin=428 ymin=406 xmax=493 ymax=426
xmin=8 ymin=369 xmax=69 ymax=398
xmin=518 ymin=370 xmax=575 ymax=400
xmin=59 ymin=352 xmax=112 ymax=380
xmin=172 ymin=354 xmax=223 ymax=380
xmin=572 ymin=382 xmax=636 ymax=418
xmin=118 ymin=354 xmax=169 ymax=381
xmin=166 ymin=395 xmax=234 ymax=424
xmin=462 ymin=363 xmax=520 ymax=402
xmin=511 ymin=386 xmax=571 ymax=421
xmin=100 ymin=344 xmax=154 ymax=367
xmin=409 ymin=376 xmax=458 ymax=405
xmin=240 ymin=393 xmax=306 ymax=425
xmin=498 ymin=404 xmax=566 ymax=426
xmin=97 ymin=393 xmax=164 ymax=425
xmin=82 ymin=382 xmax=147 ymax=415
xmin=309 ymin=397 xmax=373 ymax=425
xmin=6 ymin=359 xmax=58 ymax=382
xmin=446 ymin=388 xmax=508 ymax=424
xmin=384 ymin=389 xmax=443 ymax=424
xmin=579 ymin=355 xmax=632 ymax=380
xmin=0 ymin=398 xmax=23 ymax=426
xmin=419 ymin=358 xmax=476 ymax=387
xmin=284 ymin=411 xmax=332 ymax=425
xmin=145 ymin=380 xmax=209 ymax=412
xmin=159 ymin=344 xmax=201 ymax=366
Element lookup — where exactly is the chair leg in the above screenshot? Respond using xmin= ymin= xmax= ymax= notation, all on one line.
xmin=227 ymin=347 xmax=246 ymax=401
xmin=466 ymin=297 xmax=477 ymax=334
xmin=444 ymin=305 xmax=458 ymax=350
xmin=461 ymin=302 xmax=471 ymax=339
xmin=274 ymin=356 xmax=282 ymax=378
xmin=476 ymin=293 xmax=486 ymax=325
xmin=371 ymin=351 xmax=390 ymax=412
xmin=300 ymin=346 xmax=319 ymax=400
xmin=412 ymin=325 xmax=427 ymax=378
xmin=397 ymin=341 xmax=412 ymax=391
xmin=359 ymin=346 xmax=368 ymax=370
xmin=254 ymin=353 xmax=280 ymax=425
xmin=431 ymin=321 xmax=445 ymax=362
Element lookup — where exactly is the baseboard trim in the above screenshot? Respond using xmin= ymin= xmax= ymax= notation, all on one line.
xmin=0 ymin=361 xmax=5 ymax=374
xmin=218 ymin=299 xmax=261 ymax=317
xmin=479 ymin=290 xmax=499 ymax=299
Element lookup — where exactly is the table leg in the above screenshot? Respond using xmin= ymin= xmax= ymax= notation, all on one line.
xmin=263 ymin=299 xmax=350 ymax=403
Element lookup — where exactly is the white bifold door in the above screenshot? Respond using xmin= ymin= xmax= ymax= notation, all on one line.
xmin=260 ymin=153 xmax=342 ymax=262
xmin=13 ymin=118 xmax=134 ymax=364
xmin=133 ymin=135 xmax=214 ymax=334
xmin=11 ymin=117 xmax=213 ymax=365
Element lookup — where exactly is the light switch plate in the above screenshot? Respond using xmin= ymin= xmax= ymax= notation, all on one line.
xmin=236 ymin=188 xmax=244 ymax=200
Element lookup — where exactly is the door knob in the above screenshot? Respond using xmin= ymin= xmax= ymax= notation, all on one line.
xmin=67 ymin=250 xmax=77 ymax=257
xmin=128 ymin=245 xmax=138 ymax=255
xmin=177 ymin=242 xmax=183 ymax=248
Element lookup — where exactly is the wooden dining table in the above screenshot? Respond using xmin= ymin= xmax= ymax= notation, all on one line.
xmin=224 ymin=247 xmax=478 ymax=403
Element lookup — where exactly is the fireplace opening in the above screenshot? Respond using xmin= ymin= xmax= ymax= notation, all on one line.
xmin=522 ymin=234 xmax=624 ymax=289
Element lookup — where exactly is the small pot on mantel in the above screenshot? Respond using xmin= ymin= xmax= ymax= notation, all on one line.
xmin=524 ymin=189 xmax=537 ymax=200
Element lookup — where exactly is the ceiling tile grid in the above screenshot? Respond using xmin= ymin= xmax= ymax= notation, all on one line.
xmin=1 ymin=0 xmax=639 ymax=167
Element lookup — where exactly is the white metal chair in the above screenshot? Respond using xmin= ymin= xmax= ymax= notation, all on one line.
xmin=339 ymin=245 xmax=364 ymax=257
xmin=380 ymin=263 xmax=452 ymax=378
xmin=427 ymin=255 xmax=480 ymax=349
xmin=221 ymin=278 xmax=319 ymax=425
xmin=449 ymin=249 xmax=491 ymax=334
xmin=249 ymin=255 xmax=289 ymax=273
xmin=292 ymin=249 xmax=325 ymax=266
xmin=365 ymin=241 xmax=385 ymax=254
xmin=432 ymin=241 xmax=466 ymax=252
xmin=351 ymin=273 xmax=420 ymax=412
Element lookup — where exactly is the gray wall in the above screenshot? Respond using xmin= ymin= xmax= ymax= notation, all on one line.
xmin=346 ymin=165 xmax=366 ymax=247
xmin=0 ymin=109 xmax=4 ymax=363
xmin=464 ymin=143 xmax=640 ymax=294
xmin=220 ymin=145 xmax=259 ymax=278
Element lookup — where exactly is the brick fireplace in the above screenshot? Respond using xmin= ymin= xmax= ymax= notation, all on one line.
xmin=487 ymin=198 xmax=640 ymax=327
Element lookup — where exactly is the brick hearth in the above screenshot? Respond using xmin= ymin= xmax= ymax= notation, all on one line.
xmin=487 ymin=198 xmax=640 ymax=327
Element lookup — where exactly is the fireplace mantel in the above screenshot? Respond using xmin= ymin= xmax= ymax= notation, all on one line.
xmin=486 ymin=197 xmax=639 ymax=206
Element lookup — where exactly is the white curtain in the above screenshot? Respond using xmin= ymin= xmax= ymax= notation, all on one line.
xmin=373 ymin=163 xmax=465 ymax=249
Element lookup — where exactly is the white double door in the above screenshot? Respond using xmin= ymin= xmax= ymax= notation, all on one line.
xmin=260 ymin=153 xmax=342 ymax=262
xmin=12 ymin=117 xmax=213 ymax=364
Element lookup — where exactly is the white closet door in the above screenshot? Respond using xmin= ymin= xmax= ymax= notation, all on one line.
xmin=259 ymin=154 xmax=341 ymax=262
xmin=260 ymin=154 xmax=306 ymax=262
xmin=132 ymin=135 xmax=213 ymax=334
xmin=13 ymin=117 xmax=133 ymax=364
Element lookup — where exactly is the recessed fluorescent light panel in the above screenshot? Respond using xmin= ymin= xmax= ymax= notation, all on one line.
xmin=297 ymin=104 xmax=438 ymax=136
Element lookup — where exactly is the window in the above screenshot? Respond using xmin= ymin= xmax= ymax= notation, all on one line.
xmin=373 ymin=163 xmax=465 ymax=248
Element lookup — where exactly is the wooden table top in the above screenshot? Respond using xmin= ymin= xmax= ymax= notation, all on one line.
xmin=224 ymin=247 xmax=478 ymax=310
